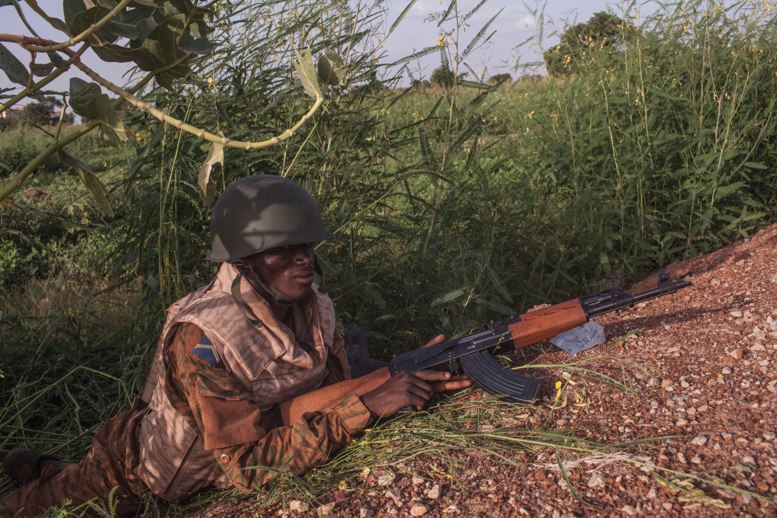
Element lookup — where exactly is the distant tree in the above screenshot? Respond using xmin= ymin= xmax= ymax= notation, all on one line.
xmin=20 ymin=97 xmax=72 ymax=126
xmin=410 ymin=78 xmax=431 ymax=90
xmin=544 ymin=12 xmax=635 ymax=76
xmin=519 ymin=74 xmax=544 ymax=84
xmin=488 ymin=73 xmax=512 ymax=85
xmin=430 ymin=66 xmax=455 ymax=87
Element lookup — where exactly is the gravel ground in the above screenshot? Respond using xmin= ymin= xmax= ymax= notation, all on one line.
xmin=195 ymin=224 xmax=777 ymax=517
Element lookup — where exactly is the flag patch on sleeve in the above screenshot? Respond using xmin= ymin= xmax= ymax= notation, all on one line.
xmin=192 ymin=336 xmax=222 ymax=368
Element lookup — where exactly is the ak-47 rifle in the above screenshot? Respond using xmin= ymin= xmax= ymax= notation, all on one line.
xmin=279 ymin=279 xmax=691 ymax=424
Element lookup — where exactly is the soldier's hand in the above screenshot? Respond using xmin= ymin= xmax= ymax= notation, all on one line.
xmin=419 ymin=334 xmax=473 ymax=389
xmin=361 ymin=370 xmax=471 ymax=418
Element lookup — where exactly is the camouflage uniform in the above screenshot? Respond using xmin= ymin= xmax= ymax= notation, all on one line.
xmin=0 ymin=265 xmax=373 ymax=517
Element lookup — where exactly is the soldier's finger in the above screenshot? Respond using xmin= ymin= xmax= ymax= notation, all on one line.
xmin=421 ymin=334 xmax=446 ymax=348
xmin=405 ymin=379 xmax=433 ymax=400
xmin=413 ymin=370 xmax=453 ymax=382
xmin=433 ymin=379 xmax=472 ymax=392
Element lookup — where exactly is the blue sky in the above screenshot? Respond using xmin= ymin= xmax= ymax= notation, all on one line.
xmin=381 ymin=0 xmax=638 ymax=79
xmin=0 ymin=1 xmax=630 ymax=93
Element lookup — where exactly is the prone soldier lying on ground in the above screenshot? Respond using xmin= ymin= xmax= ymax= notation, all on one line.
xmin=0 ymin=174 xmax=470 ymax=517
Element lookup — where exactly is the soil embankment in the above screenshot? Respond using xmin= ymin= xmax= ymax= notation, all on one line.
xmin=201 ymin=224 xmax=777 ymax=517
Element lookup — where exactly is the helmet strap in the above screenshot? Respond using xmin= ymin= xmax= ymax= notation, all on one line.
xmin=233 ymin=262 xmax=296 ymax=308
xmin=230 ymin=272 xmax=264 ymax=328
xmin=314 ymin=254 xmax=327 ymax=294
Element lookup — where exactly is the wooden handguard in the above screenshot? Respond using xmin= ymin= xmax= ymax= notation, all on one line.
xmin=508 ymin=299 xmax=588 ymax=348
xmin=278 ymin=366 xmax=390 ymax=425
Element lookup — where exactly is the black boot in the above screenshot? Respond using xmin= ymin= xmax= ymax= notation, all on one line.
xmin=2 ymin=448 xmax=66 ymax=487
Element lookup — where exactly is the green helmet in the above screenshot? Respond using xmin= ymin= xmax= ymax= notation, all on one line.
xmin=208 ymin=175 xmax=332 ymax=262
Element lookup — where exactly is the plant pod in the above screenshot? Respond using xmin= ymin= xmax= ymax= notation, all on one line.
xmin=317 ymin=50 xmax=345 ymax=86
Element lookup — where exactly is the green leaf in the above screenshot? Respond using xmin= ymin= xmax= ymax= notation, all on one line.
xmin=462 ymin=8 xmax=503 ymax=58
xmin=30 ymin=62 xmax=55 ymax=77
xmin=90 ymin=43 xmax=150 ymax=64
xmin=0 ymin=44 xmax=29 ymax=85
xmin=293 ymin=48 xmax=321 ymax=99
xmin=463 ymin=0 xmax=488 ymax=23
xmin=743 ymin=161 xmax=767 ymax=170
xmin=317 ymin=49 xmax=345 ymax=86
xmin=24 ymin=0 xmax=69 ymax=32
xmin=431 ymin=288 xmax=467 ymax=307
xmin=388 ymin=0 xmax=417 ymax=37
xmin=57 ymin=150 xmax=114 ymax=217
xmin=69 ymin=78 xmax=128 ymax=146
xmin=198 ymin=142 xmax=224 ymax=204
xmin=63 ymin=0 xmax=88 ymax=31
xmin=391 ymin=46 xmax=439 ymax=66
xmin=438 ymin=0 xmax=457 ymax=26
xmin=71 ymin=6 xmax=117 ymax=43
xmin=107 ymin=19 xmax=140 ymax=40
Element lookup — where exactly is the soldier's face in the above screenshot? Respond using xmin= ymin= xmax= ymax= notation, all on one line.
xmin=246 ymin=244 xmax=315 ymax=300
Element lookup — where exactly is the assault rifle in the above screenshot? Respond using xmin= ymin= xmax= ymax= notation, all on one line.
xmin=279 ymin=279 xmax=691 ymax=424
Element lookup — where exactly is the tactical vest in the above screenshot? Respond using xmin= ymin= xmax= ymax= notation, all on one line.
xmin=135 ymin=263 xmax=344 ymax=501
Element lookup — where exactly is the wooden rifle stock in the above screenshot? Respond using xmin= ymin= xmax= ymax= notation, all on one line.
xmin=278 ymin=366 xmax=389 ymax=424
xmin=508 ymin=299 xmax=588 ymax=348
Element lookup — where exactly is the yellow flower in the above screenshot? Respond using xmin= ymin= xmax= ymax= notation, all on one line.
xmin=554 ymin=380 xmax=563 ymax=399
xmin=437 ymin=34 xmax=445 ymax=47
xmin=338 ymin=480 xmax=348 ymax=490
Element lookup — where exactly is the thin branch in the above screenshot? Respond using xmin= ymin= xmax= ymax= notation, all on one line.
xmin=0 ymin=44 xmax=88 ymax=114
xmin=25 ymin=0 xmax=134 ymax=52
xmin=0 ymin=120 xmax=100 ymax=202
xmin=0 ymin=32 xmax=326 ymax=200
xmin=12 ymin=0 xmax=41 ymax=38
xmin=2 ymin=34 xmax=326 ymax=149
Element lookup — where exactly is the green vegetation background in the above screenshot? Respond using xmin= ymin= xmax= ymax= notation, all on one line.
xmin=1 ymin=0 xmax=776 ymax=513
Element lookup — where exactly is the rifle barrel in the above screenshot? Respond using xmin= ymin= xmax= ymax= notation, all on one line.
xmin=582 ymin=280 xmax=691 ymax=318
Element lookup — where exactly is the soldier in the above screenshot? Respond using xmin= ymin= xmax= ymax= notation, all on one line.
xmin=1 ymin=175 xmax=470 ymax=516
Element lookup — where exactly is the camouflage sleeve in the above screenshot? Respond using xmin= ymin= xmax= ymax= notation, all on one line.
xmin=166 ymin=323 xmax=373 ymax=492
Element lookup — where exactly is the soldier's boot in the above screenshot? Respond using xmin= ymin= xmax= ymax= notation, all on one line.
xmin=2 ymin=447 xmax=66 ymax=487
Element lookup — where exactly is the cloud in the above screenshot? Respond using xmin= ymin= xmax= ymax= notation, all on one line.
xmin=519 ymin=14 xmax=537 ymax=29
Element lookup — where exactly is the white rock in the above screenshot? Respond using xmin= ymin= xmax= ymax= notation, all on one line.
xmin=427 ymin=484 xmax=440 ymax=500
xmin=289 ymin=500 xmax=308 ymax=513
xmin=621 ymin=505 xmax=637 ymax=516
xmin=443 ymin=505 xmax=460 ymax=514
xmin=385 ymin=489 xmax=402 ymax=506
xmin=410 ymin=504 xmax=429 ymax=516
xmin=691 ymin=435 xmax=708 ymax=446
xmin=647 ymin=488 xmax=657 ymax=499
xmin=752 ymin=327 xmax=767 ymax=340
xmin=767 ymin=380 xmax=777 ymax=394
xmin=730 ymin=310 xmax=744 ymax=318
xmin=316 ymin=502 xmax=335 ymax=517
xmin=378 ymin=474 xmax=395 ymax=486
xmin=359 ymin=508 xmax=373 ymax=518
xmin=722 ymin=367 xmax=732 ymax=375
xmin=411 ymin=476 xmax=424 ymax=485
xmin=742 ymin=456 xmax=756 ymax=464
xmin=587 ymin=473 xmax=604 ymax=488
